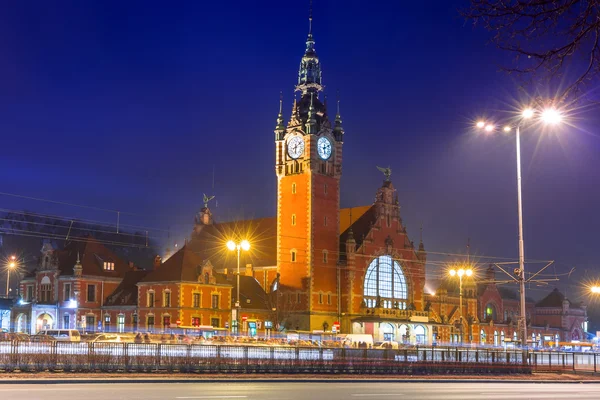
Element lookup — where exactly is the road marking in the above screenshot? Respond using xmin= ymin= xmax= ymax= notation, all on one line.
xmin=351 ymin=395 xmax=404 ymax=397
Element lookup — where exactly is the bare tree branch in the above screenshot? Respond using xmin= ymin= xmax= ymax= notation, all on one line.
xmin=461 ymin=0 xmax=600 ymax=102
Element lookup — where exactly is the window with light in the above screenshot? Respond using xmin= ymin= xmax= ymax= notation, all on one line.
xmin=363 ymin=255 xmax=407 ymax=309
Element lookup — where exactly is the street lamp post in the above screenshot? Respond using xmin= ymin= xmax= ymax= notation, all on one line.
xmin=6 ymin=256 xmax=17 ymax=297
xmin=226 ymin=239 xmax=250 ymax=335
xmin=477 ymin=106 xmax=562 ymax=348
xmin=449 ymin=267 xmax=473 ymax=343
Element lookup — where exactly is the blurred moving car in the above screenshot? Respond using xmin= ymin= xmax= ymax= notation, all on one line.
xmin=374 ymin=341 xmax=399 ymax=349
xmin=88 ymin=334 xmax=122 ymax=343
xmin=0 ymin=332 xmax=29 ymax=341
xmin=38 ymin=329 xmax=81 ymax=342
xmin=30 ymin=334 xmax=57 ymax=343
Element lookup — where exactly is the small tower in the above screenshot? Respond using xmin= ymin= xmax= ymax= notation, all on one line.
xmin=333 ymin=95 xmax=344 ymax=142
xmin=275 ymin=92 xmax=286 ymax=140
xmin=73 ymin=252 xmax=82 ymax=277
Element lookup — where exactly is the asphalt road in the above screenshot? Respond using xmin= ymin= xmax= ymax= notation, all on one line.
xmin=2 ymin=382 xmax=600 ymax=400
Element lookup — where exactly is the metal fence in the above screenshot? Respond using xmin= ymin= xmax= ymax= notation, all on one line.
xmin=0 ymin=341 xmax=543 ymax=373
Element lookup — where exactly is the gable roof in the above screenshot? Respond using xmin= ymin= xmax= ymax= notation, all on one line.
xmin=536 ymin=288 xmax=581 ymax=308
xmin=104 ymin=269 xmax=150 ymax=306
xmin=339 ymin=205 xmax=377 ymax=261
xmin=141 ymin=245 xmax=206 ymax=283
xmin=215 ymin=273 xmax=269 ymax=310
xmin=53 ymin=238 xmax=130 ymax=278
xmin=339 ymin=206 xmax=372 ymax=234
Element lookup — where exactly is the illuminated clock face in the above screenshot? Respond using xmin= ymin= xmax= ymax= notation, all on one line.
xmin=317 ymin=136 xmax=332 ymax=160
xmin=287 ymin=136 xmax=305 ymax=159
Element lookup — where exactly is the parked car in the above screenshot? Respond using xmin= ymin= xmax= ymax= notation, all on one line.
xmin=38 ymin=329 xmax=81 ymax=342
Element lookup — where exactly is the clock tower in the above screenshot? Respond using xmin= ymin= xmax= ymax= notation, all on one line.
xmin=274 ymin=10 xmax=344 ymax=331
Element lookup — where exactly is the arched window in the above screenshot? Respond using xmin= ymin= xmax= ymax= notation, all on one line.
xmin=382 ymin=323 xmax=394 ymax=341
xmin=363 ymin=255 xmax=407 ymax=309
xmin=415 ymin=325 xmax=427 ymax=345
xmin=292 ymin=183 xmax=296 ymax=194
xmin=494 ymin=331 xmax=499 ymax=346
xmin=290 ymin=249 xmax=297 ymax=262
xmin=480 ymin=329 xmax=486 ymax=345
xmin=485 ymin=303 xmax=497 ymax=321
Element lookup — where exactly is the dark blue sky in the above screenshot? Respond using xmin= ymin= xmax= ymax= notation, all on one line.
xmin=1 ymin=1 xmax=599 ymax=300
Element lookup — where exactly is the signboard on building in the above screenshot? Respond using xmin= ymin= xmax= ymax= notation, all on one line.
xmin=409 ymin=316 xmax=429 ymax=323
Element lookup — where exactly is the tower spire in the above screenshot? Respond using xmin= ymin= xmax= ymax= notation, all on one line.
xmin=308 ymin=0 xmax=313 ymax=37
xmin=275 ymin=91 xmax=285 ymax=138
xmin=333 ymin=90 xmax=344 ymax=141
xmin=296 ymin=0 xmax=322 ymax=94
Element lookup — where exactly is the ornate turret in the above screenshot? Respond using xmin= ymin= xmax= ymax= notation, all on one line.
xmin=73 ymin=252 xmax=82 ymax=277
xmin=296 ymin=4 xmax=322 ymax=95
xmin=275 ymin=92 xmax=286 ymax=140
xmin=305 ymin=93 xmax=317 ymax=134
xmin=333 ymin=96 xmax=344 ymax=141
xmin=417 ymin=226 xmax=426 ymax=262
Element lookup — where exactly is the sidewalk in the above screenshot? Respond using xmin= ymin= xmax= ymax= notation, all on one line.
xmin=0 ymin=372 xmax=599 ymax=384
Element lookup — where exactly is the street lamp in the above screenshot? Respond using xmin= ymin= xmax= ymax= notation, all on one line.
xmin=226 ymin=239 xmax=250 ymax=335
xmin=590 ymin=286 xmax=600 ymax=294
xmin=449 ymin=267 xmax=473 ymax=342
xmin=6 ymin=256 xmax=17 ymax=297
xmin=476 ymin=105 xmax=563 ymax=348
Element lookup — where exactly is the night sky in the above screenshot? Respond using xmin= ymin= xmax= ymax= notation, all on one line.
xmin=1 ymin=1 xmax=599 ymax=302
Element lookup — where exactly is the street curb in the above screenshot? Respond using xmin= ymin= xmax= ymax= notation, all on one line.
xmin=1 ymin=378 xmax=600 ymax=385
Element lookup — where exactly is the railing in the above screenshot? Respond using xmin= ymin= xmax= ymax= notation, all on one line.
xmin=0 ymin=341 xmax=536 ymax=373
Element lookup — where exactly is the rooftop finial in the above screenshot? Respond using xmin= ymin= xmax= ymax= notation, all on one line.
xmin=275 ymin=91 xmax=285 ymax=135
xmin=279 ymin=91 xmax=283 ymax=114
xmin=309 ymin=0 xmax=313 ymax=36
xmin=420 ymin=225 xmax=423 ymax=243
xmin=336 ymin=90 xmax=341 ymax=116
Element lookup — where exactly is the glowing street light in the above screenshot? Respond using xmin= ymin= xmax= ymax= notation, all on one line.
xmin=590 ymin=286 xmax=600 ymax=294
xmin=522 ymin=108 xmax=535 ymax=119
xmin=475 ymin=105 xmax=564 ymax=348
xmin=541 ymin=108 xmax=562 ymax=124
xmin=226 ymin=239 xmax=250 ymax=334
xmin=448 ymin=267 xmax=473 ymax=343
xmin=6 ymin=255 xmax=17 ymax=297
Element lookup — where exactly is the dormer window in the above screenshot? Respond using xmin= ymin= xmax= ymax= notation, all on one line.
xmin=103 ymin=262 xmax=115 ymax=271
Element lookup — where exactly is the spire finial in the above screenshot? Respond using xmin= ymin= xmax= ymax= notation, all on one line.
xmin=309 ymin=0 xmax=313 ymax=36
xmin=77 ymin=252 xmax=80 ymax=263
xmin=420 ymin=224 xmax=423 ymax=243
xmin=279 ymin=91 xmax=283 ymax=114
xmin=467 ymin=237 xmax=471 ymax=265
xmin=275 ymin=91 xmax=286 ymax=136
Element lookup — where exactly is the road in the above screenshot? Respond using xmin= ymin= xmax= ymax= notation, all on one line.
xmin=1 ymin=382 xmax=600 ymax=400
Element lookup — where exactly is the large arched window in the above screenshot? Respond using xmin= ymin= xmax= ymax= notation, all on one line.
xmin=363 ymin=255 xmax=407 ymax=309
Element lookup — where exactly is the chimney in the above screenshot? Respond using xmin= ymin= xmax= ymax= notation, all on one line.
xmin=245 ymin=264 xmax=253 ymax=277
xmin=227 ymin=269 xmax=234 ymax=281
xmin=128 ymin=261 xmax=135 ymax=270
xmin=154 ymin=255 xmax=162 ymax=269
